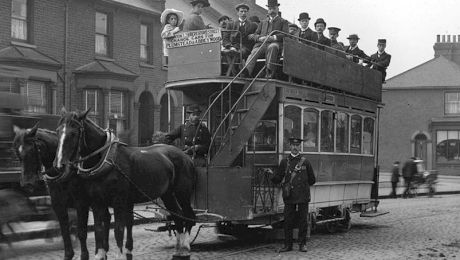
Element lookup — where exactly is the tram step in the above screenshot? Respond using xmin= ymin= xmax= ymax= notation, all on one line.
xmin=244 ymin=90 xmax=261 ymax=96
xmin=235 ymin=108 xmax=249 ymax=113
xmin=360 ymin=210 xmax=389 ymax=218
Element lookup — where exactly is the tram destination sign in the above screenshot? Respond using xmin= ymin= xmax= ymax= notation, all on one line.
xmin=166 ymin=29 xmax=222 ymax=49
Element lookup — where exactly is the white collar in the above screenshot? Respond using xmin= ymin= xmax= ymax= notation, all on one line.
xmin=239 ymin=18 xmax=247 ymax=23
xmin=378 ymin=51 xmax=385 ymax=55
xmin=349 ymin=45 xmax=358 ymax=51
xmin=290 ymin=153 xmax=300 ymax=158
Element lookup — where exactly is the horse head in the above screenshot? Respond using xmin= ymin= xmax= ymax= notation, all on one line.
xmin=54 ymin=107 xmax=107 ymax=176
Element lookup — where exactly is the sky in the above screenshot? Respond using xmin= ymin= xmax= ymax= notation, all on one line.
xmin=255 ymin=0 xmax=460 ymax=79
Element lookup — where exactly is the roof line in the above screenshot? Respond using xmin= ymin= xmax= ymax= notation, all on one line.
xmin=386 ymin=56 xmax=437 ymax=82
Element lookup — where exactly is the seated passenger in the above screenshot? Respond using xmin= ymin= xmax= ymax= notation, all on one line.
xmin=311 ymin=18 xmax=331 ymax=49
xmin=367 ymin=39 xmax=392 ymax=82
xmin=288 ymin=23 xmax=299 ymax=35
xmin=345 ymin=34 xmax=369 ymax=64
xmin=160 ymin=9 xmax=184 ymax=66
xmin=249 ymin=15 xmax=261 ymax=25
xmin=218 ymin=15 xmax=230 ymax=29
xmin=244 ymin=0 xmax=289 ymax=78
xmin=183 ymin=0 xmax=211 ymax=31
xmin=293 ymin=12 xmax=314 ymax=44
xmin=328 ymin=26 xmax=345 ymax=51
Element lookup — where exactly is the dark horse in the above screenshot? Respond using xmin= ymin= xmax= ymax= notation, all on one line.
xmin=12 ymin=124 xmax=110 ymax=260
xmin=54 ymin=109 xmax=196 ymax=259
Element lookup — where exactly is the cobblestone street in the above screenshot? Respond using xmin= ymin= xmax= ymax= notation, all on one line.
xmin=1 ymin=194 xmax=460 ymax=260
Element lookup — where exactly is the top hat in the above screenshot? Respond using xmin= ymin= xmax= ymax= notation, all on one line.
xmin=327 ymin=26 xmax=341 ymax=33
xmin=314 ymin=18 xmax=326 ymax=27
xmin=187 ymin=105 xmax=202 ymax=113
xmin=218 ymin=15 xmax=230 ymax=23
xmin=266 ymin=0 xmax=280 ymax=7
xmin=190 ymin=0 xmax=210 ymax=7
xmin=378 ymin=39 xmax=387 ymax=44
xmin=289 ymin=137 xmax=304 ymax=145
xmin=298 ymin=12 xmax=310 ymax=21
xmin=347 ymin=34 xmax=360 ymax=40
xmin=160 ymin=9 xmax=184 ymax=25
xmin=235 ymin=3 xmax=250 ymax=11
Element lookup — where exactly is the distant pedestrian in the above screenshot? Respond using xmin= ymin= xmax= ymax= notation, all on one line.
xmin=402 ymin=157 xmax=417 ymax=198
xmin=390 ymin=161 xmax=400 ymax=198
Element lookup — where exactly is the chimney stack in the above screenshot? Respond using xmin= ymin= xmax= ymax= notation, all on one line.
xmin=434 ymin=34 xmax=460 ymax=65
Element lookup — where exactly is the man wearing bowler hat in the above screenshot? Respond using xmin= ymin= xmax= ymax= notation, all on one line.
xmin=223 ymin=3 xmax=258 ymax=61
xmin=165 ymin=105 xmax=211 ymax=167
xmin=293 ymin=12 xmax=314 ymax=43
xmin=244 ymin=0 xmax=289 ymax=79
xmin=367 ymin=39 xmax=392 ymax=82
xmin=311 ymin=18 xmax=331 ymax=49
xmin=271 ymin=137 xmax=316 ymax=253
xmin=328 ymin=27 xmax=345 ymax=51
xmin=183 ymin=0 xmax=211 ymax=31
xmin=345 ymin=34 xmax=369 ymax=64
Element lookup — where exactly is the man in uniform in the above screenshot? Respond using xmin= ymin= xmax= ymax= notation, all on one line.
xmin=367 ymin=39 xmax=392 ymax=82
xmin=345 ymin=34 xmax=369 ymax=64
xmin=165 ymin=105 xmax=211 ymax=167
xmin=271 ymin=137 xmax=316 ymax=252
xmin=328 ymin=27 xmax=345 ymax=51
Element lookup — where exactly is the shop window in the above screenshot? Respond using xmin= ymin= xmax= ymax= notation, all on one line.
xmin=303 ymin=109 xmax=318 ymax=152
xmin=363 ymin=118 xmax=374 ymax=155
xmin=283 ymin=105 xmax=301 ymax=151
xmin=436 ymin=130 xmax=460 ymax=162
xmin=350 ymin=115 xmax=362 ymax=154
xmin=248 ymin=120 xmax=277 ymax=152
xmin=20 ymin=80 xmax=47 ymax=113
xmin=320 ymin=110 xmax=334 ymax=152
xmin=336 ymin=112 xmax=349 ymax=153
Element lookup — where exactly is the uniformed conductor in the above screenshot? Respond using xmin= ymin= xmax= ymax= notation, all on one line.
xmin=165 ymin=105 xmax=211 ymax=166
xmin=271 ymin=137 xmax=316 ymax=252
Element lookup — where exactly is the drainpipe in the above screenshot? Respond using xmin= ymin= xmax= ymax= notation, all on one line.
xmin=63 ymin=0 xmax=69 ymax=108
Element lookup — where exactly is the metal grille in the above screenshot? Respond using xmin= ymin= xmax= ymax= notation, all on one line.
xmin=252 ymin=165 xmax=277 ymax=213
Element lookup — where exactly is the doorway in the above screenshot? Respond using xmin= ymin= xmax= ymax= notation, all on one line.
xmin=138 ymin=91 xmax=154 ymax=146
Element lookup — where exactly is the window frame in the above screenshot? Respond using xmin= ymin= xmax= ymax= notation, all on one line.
xmin=95 ymin=11 xmax=111 ymax=57
xmin=11 ymin=0 xmax=32 ymax=42
xmin=140 ymin=23 xmax=152 ymax=63
xmin=21 ymin=80 xmax=47 ymax=114
xmin=444 ymin=92 xmax=460 ymax=115
xmin=107 ymin=90 xmax=127 ymax=134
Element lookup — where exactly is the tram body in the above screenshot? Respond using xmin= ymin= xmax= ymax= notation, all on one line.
xmin=165 ymin=29 xmax=382 ymax=230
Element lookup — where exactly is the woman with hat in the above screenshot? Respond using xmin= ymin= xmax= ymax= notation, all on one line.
xmin=183 ymin=0 xmax=211 ymax=31
xmin=161 ymin=9 xmax=184 ymax=65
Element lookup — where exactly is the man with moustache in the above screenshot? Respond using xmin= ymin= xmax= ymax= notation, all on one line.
xmin=311 ymin=18 xmax=331 ymax=49
xmin=328 ymin=27 xmax=345 ymax=51
xmin=345 ymin=34 xmax=369 ymax=64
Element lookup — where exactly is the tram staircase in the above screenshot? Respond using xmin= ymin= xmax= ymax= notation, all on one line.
xmin=209 ymin=79 xmax=276 ymax=167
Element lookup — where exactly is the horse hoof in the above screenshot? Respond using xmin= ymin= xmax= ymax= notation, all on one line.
xmin=126 ymin=253 xmax=133 ymax=260
xmin=172 ymin=254 xmax=190 ymax=260
xmin=64 ymin=253 xmax=75 ymax=260
xmin=80 ymin=252 xmax=89 ymax=260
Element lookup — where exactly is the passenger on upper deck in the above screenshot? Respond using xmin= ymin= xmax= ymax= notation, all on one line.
xmin=311 ymin=18 xmax=331 ymax=49
xmin=249 ymin=15 xmax=261 ymax=25
xmin=218 ymin=15 xmax=230 ymax=29
xmin=244 ymin=0 xmax=289 ymax=79
xmin=223 ymin=3 xmax=258 ymax=61
xmin=345 ymin=34 xmax=369 ymax=64
xmin=183 ymin=0 xmax=211 ymax=31
xmin=288 ymin=24 xmax=299 ymax=35
xmin=367 ymin=39 xmax=392 ymax=82
xmin=328 ymin=27 xmax=345 ymax=51
xmin=161 ymin=9 xmax=184 ymax=66
xmin=293 ymin=12 xmax=314 ymax=43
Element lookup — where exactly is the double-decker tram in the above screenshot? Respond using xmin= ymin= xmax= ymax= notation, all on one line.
xmin=165 ymin=29 xmax=384 ymax=235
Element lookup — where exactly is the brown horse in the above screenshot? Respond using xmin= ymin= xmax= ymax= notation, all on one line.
xmin=12 ymin=124 xmax=110 ymax=260
xmin=54 ymin=108 xmax=196 ymax=259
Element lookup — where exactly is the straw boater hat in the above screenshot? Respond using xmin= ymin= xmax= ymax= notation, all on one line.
xmin=160 ymin=9 xmax=184 ymax=25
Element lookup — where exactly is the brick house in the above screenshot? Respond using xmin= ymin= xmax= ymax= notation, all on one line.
xmin=0 ymin=0 xmax=180 ymax=146
xmin=380 ymin=35 xmax=460 ymax=175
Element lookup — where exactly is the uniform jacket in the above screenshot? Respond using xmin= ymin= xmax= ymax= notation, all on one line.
xmin=165 ymin=121 xmax=211 ymax=156
xmin=345 ymin=45 xmax=369 ymax=63
xmin=183 ymin=12 xmax=206 ymax=31
xmin=272 ymin=154 xmax=316 ymax=204
xmin=330 ymin=40 xmax=345 ymax=51
xmin=249 ymin=15 xmax=289 ymax=49
xmin=391 ymin=165 xmax=400 ymax=183
xmin=223 ymin=20 xmax=258 ymax=50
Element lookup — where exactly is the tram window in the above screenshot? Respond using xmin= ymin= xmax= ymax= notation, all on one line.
xmin=320 ymin=110 xmax=334 ymax=152
xmin=248 ymin=120 xmax=277 ymax=152
xmin=336 ymin=112 xmax=349 ymax=153
xmin=283 ymin=105 xmax=301 ymax=151
xmin=363 ymin=118 xmax=374 ymax=155
xmin=351 ymin=115 xmax=362 ymax=154
xmin=303 ymin=109 xmax=318 ymax=152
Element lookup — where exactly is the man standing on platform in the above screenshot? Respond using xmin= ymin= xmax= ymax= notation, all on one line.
xmin=293 ymin=12 xmax=314 ymax=43
xmin=345 ymin=34 xmax=369 ymax=64
xmin=328 ymin=27 xmax=345 ymax=51
xmin=271 ymin=137 xmax=316 ymax=253
xmin=367 ymin=39 xmax=392 ymax=82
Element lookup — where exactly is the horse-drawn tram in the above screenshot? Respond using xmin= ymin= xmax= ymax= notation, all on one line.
xmin=165 ymin=29 xmax=385 ymax=236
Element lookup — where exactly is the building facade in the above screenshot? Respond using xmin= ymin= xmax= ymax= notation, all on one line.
xmin=380 ymin=34 xmax=460 ymax=175
xmin=0 ymin=0 xmax=185 ymax=146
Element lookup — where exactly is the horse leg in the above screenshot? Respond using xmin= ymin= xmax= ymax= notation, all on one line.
xmin=113 ymin=201 xmax=126 ymax=259
xmin=103 ymin=208 xmax=111 ymax=254
xmin=175 ymin=191 xmax=196 ymax=252
xmin=75 ymin=203 xmax=89 ymax=260
xmin=161 ymin=192 xmax=186 ymax=256
xmin=124 ymin=204 xmax=134 ymax=260
xmin=92 ymin=206 xmax=109 ymax=260
xmin=53 ymin=204 xmax=75 ymax=260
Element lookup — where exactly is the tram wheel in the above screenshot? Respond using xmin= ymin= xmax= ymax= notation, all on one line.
xmin=339 ymin=210 xmax=352 ymax=231
xmin=325 ymin=222 xmax=338 ymax=233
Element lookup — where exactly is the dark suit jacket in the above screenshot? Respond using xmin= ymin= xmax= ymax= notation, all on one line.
xmin=223 ymin=20 xmax=258 ymax=50
xmin=367 ymin=52 xmax=391 ymax=71
xmin=293 ymin=27 xmax=315 ymax=43
xmin=310 ymin=32 xmax=331 ymax=48
xmin=249 ymin=15 xmax=289 ymax=48
xmin=345 ymin=46 xmax=369 ymax=63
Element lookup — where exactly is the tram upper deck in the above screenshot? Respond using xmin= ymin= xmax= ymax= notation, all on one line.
xmin=165 ymin=29 xmax=382 ymax=102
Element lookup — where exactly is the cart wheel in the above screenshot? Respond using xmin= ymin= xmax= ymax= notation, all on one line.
xmin=325 ymin=222 xmax=338 ymax=233
xmin=340 ymin=210 xmax=352 ymax=231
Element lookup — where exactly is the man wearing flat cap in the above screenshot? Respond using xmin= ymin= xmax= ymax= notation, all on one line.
xmin=183 ymin=0 xmax=211 ymax=31
xmin=165 ymin=104 xmax=211 ymax=167
xmin=345 ymin=34 xmax=369 ymax=64
xmin=311 ymin=18 xmax=331 ymax=49
xmin=328 ymin=27 xmax=345 ymax=51
xmin=244 ymin=0 xmax=289 ymax=78
xmin=218 ymin=15 xmax=230 ymax=29
xmin=223 ymin=3 xmax=258 ymax=61
xmin=271 ymin=137 xmax=316 ymax=253
xmin=293 ymin=12 xmax=314 ymax=43
xmin=367 ymin=39 xmax=391 ymax=82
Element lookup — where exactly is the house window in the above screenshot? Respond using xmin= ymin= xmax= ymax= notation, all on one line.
xmin=445 ymin=92 xmax=460 ymax=114
xmin=140 ymin=23 xmax=151 ymax=62
xmin=436 ymin=130 xmax=460 ymax=163
xmin=95 ymin=12 xmax=109 ymax=56
xmin=108 ymin=91 xmax=126 ymax=134
xmin=84 ymin=89 xmax=100 ymax=124
xmin=11 ymin=0 xmax=29 ymax=41
xmin=20 ymin=80 xmax=47 ymax=113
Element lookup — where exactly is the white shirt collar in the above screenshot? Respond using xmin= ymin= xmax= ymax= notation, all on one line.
xmin=239 ymin=18 xmax=247 ymax=23
xmin=290 ymin=153 xmax=300 ymax=158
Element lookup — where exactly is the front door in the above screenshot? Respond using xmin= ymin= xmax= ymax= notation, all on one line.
xmin=138 ymin=91 xmax=154 ymax=146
